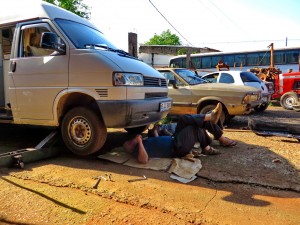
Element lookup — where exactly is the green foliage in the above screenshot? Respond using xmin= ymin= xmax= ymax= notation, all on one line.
xmin=177 ymin=48 xmax=199 ymax=55
xmin=43 ymin=0 xmax=90 ymax=19
xmin=145 ymin=29 xmax=181 ymax=45
xmin=177 ymin=48 xmax=187 ymax=55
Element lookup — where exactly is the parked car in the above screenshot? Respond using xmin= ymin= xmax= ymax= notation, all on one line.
xmin=157 ymin=68 xmax=263 ymax=124
xmin=201 ymin=71 xmax=273 ymax=112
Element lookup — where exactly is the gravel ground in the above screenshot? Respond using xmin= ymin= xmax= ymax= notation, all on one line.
xmin=0 ymin=104 xmax=299 ymax=225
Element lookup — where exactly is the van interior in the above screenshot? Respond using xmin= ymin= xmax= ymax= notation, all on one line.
xmin=0 ymin=27 xmax=14 ymax=112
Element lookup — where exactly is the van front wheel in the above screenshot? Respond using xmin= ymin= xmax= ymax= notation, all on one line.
xmin=61 ymin=107 xmax=107 ymax=156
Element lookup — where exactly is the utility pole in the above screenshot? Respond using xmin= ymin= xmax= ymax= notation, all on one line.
xmin=268 ymin=43 xmax=274 ymax=68
xmin=186 ymin=51 xmax=191 ymax=69
xmin=128 ymin=32 xmax=137 ymax=58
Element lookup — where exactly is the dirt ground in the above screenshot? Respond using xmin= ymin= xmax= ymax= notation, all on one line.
xmin=0 ymin=105 xmax=299 ymax=225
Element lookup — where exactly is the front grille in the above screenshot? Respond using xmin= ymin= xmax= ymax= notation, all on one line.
xmin=95 ymin=89 xmax=108 ymax=97
xmin=145 ymin=92 xmax=168 ymax=98
xmin=144 ymin=76 xmax=167 ymax=87
xmin=295 ymin=81 xmax=300 ymax=90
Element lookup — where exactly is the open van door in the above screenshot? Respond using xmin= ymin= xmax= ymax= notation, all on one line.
xmin=9 ymin=21 xmax=68 ymax=121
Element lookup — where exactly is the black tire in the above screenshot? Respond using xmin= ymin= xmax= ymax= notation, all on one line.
xmin=125 ymin=125 xmax=148 ymax=134
xmin=254 ymin=103 xmax=269 ymax=112
xmin=61 ymin=107 xmax=107 ymax=156
xmin=199 ymin=104 xmax=226 ymax=125
xmin=280 ymin=92 xmax=299 ymax=110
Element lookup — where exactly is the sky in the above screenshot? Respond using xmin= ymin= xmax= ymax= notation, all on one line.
xmin=82 ymin=0 xmax=300 ymax=53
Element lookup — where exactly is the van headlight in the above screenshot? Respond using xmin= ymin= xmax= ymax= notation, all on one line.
xmin=113 ymin=72 xmax=143 ymax=86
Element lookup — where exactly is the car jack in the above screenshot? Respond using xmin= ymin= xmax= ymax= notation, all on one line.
xmin=0 ymin=130 xmax=60 ymax=168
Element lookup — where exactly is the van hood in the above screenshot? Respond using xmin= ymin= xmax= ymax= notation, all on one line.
xmin=97 ymin=50 xmax=164 ymax=79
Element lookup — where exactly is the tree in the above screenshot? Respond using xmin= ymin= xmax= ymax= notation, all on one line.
xmin=43 ymin=0 xmax=90 ymax=19
xmin=145 ymin=29 xmax=181 ymax=45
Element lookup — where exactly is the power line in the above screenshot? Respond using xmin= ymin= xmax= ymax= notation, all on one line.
xmin=207 ymin=0 xmax=252 ymax=37
xmin=197 ymin=39 xmax=300 ymax=45
xmin=148 ymin=0 xmax=194 ymax=46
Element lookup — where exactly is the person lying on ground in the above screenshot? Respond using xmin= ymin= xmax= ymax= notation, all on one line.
xmin=148 ymin=103 xmax=237 ymax=148
xmin=147 ymin=123 xmax=176 ymax=137
xmin=123 ymin=103 xmax=237 ymax=164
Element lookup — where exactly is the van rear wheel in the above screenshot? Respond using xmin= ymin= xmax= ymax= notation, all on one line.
xmin=61 ymin=107 xmax=107 ymax=156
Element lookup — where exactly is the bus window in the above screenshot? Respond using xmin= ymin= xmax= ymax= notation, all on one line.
xmin=202 ymin=56 xmax=211 ymax=68
xmin=211 ymin=56 xmax=221 ymax=68
xmin=246 ymin=53 xmax=259 ymax=66
xmin=223 ymin=54 xmax=235 ymax=67
xmin=258 ymin=52 xmax=270 ymax=66
xmin=191 ymin=56 xmax=201 ymax=69
xmin=170 ymin=58 xmax=182 ymax=68
xmin=234 ymin=54 xmax=246 ymax=67
xmin=274 ymin=51 xmax=285 ymax=64
xmin=286 ymin=50 xmax=299 ymax=64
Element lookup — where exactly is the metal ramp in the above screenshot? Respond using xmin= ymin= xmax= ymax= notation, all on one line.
xmin=0 ymin=129 xmax=61 ymax=168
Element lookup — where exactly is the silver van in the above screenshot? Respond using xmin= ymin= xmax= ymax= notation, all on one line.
xmin=0 ymin=2 xmax=171 ymax=155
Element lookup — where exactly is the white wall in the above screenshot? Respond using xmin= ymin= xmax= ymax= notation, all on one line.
xmin=138 ymin=53 xmax=173 ymax=68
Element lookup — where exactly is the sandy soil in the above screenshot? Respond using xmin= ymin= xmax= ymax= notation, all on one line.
xmin=0 ymin=105 xmax=299 ymax=225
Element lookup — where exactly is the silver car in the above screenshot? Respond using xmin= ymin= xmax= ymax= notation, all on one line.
xmin=201 ymin=71 xmax=273 ymax=112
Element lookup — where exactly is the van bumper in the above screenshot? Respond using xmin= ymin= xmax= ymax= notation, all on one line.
xmin=96 ymin=98 xmax=173 ymax=128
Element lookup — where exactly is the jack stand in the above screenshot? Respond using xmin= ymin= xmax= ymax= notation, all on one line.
xmin=13 ymin=154 xmax=24 ymax=169
xmin=0 ymin=129 xmax=60 ymax=168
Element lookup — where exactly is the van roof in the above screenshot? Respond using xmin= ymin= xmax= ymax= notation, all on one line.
xmin=0 ymin=0 xmax=97 ymax=29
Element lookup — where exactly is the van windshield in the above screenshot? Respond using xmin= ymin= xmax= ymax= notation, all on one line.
xmin=55 ymin=19 xmax=117 ymax=50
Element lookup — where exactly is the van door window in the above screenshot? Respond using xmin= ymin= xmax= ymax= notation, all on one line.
xmin=20 ymin=23 xmax=63 ymax=57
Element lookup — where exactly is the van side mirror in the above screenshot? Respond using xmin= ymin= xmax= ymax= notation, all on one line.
xmin=168 ymin=79 xmax=178 ymax=89
xmin=41 ymin=32 xmax=65 ymax=54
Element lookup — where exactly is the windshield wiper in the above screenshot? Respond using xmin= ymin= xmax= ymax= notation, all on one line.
xmin=84 ymin=44 xmax=133 ymax=57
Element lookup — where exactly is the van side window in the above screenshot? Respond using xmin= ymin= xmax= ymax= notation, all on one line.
xmin=20 ymin=24 xmax=63 ymax=57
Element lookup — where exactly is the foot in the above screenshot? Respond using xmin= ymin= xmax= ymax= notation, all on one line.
xmin=219 ymin=137 xmax=237 ymax=147
xmin=210 ymin=103 xmax=222 ymax=124
xmin=202 ymin=146 xmax=220 ymax=155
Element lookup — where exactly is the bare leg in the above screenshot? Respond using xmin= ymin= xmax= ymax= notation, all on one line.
xmin=135 ymin=135 xmax=149 ymax=164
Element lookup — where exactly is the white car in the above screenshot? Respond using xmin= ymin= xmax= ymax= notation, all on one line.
xmin=202 ymin=71 xmax=273 ymax=112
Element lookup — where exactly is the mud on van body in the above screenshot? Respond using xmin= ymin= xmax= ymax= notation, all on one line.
xmin=0 ymin=1 xmax=171 ymax=155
